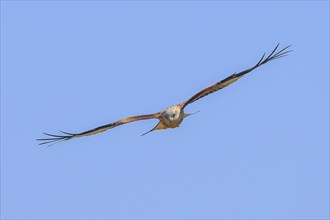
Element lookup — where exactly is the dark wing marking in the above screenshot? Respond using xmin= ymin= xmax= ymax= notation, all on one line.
xmin=37 ymin=113 xmax=161 ymax=146
xmin=182 ymin=44 xmax=292 ymax=109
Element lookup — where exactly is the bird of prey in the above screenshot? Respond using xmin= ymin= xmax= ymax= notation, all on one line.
xmin=37 ymin=44 xmax=291 ymax=146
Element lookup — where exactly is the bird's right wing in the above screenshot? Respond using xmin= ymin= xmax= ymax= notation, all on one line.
xmin=181 ymin=44 xmax=291 ymax=109
xmin=37 ymin=113 xmax=161 ymax=146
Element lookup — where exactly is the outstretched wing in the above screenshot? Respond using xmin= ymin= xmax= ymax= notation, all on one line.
xmin=37 ymin=113 xmax=161 ymax=146
xmin=182 ymin=44 xmax=292 ymax=109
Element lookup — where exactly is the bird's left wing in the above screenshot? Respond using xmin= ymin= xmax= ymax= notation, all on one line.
xmin=181 ymin=44 xmax=291 ymax=109
xmin=37 ymin=113 xmax=161 ymax=146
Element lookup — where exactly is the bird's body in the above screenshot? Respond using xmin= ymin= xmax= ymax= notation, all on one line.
xmin=159 ymin=104 xmax=184 ymax=128
xmin=140 ymin=104 xmax=192 ymax=136
xmin=37 ymin=44 xmax=292 ymax=146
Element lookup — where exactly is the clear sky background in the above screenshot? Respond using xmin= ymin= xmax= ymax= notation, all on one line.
xmin=1 ymin=1 xmax=329 ymax=219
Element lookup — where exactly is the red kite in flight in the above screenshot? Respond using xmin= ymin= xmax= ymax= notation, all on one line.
xmin=37 ymin=44 xmax=291 ymax=146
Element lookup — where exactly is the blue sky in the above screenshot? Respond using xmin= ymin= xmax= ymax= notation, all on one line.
xmin=1 ymin=1 xmax=329 ymax=219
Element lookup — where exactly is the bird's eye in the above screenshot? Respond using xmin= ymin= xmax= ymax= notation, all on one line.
xmin=172 ymin=114 xmax=176 ymax=117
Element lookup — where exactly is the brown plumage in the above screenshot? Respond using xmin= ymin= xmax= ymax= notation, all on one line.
xmin=37 ymin=44 xmax=291 ymax=146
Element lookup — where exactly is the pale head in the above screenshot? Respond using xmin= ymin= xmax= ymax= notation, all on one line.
xmin=160 ymin=105 xmax=184 ymax=128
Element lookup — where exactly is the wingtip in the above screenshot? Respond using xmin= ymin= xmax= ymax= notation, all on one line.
xmin=37 ymin=131 xmax=75 ymax=147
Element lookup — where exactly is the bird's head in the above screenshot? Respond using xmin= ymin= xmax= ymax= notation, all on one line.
xmin=163 ymin=106 xmax=181 ymax=120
